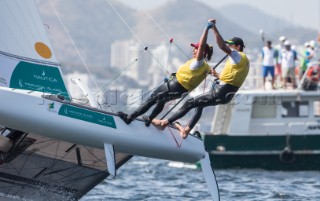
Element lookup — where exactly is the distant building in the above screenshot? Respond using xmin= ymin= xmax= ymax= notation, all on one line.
xmin=110 ymin=40 xmax=184 ymax=89
xmin=111 ymin=40 xmax=151 ymax=83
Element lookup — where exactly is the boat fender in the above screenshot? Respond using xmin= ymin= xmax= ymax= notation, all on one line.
xmin=279 ymin=147 xmax=295 ymax=163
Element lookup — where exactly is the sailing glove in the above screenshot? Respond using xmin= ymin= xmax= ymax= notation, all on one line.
xmin=206 ymin=22 xmax=214 ymax=30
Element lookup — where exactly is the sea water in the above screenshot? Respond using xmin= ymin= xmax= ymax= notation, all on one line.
xmin=81 ymin=156 xmax=320 ymax=201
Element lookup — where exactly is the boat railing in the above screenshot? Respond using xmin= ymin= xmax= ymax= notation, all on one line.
xmin=249 ymin=121 xmax=320 ymax=135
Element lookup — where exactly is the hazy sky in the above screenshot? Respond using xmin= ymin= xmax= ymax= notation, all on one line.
xmin=118 ymin=0 xmax=320 ymax=30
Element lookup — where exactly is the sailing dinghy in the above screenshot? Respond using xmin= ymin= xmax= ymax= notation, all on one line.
xmin=0 ymin=1 xmax=220 ymax=200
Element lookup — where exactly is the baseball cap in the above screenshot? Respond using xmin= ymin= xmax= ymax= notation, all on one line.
xmin=191 ymin=43 xmax=200 ymax=49
xmin=225 ymin=37 xmax=245 ymax=48
xmin=191 ymin=42 xmax=211 ymax=53
xmin=309 ymin=40 xmax=316 ymax=48
xmin=284 ymin=40 xmax=291 ymax=46
xmin=304 ymin=42 xmax=310 ymax=47
xmin=279 ymin=36 xmax=286 ymax=42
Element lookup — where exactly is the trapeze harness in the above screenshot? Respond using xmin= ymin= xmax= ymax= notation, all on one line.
xmin=128 ymin=58 xmax=210 ymax=121
xmin=167 ymin=50 xmax=250 ymax=129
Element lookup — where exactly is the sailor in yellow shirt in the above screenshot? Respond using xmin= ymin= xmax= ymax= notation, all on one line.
xmin=118 ymin=22 xmax=214 ymax=126
xmin=152 ymin=18 xmax=250 ymax=138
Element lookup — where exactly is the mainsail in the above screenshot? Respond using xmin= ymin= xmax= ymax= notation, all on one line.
xmin=0 ymin=0 xmax=69 ymax=98
xmin=0 ymin=1 xmax=132 ymax=200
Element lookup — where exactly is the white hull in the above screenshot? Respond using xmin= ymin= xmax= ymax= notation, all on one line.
xmin=0 ymin=87 xmax=205 ymax=163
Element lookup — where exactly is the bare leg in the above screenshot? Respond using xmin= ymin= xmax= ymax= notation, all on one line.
xmin=151 ymin=119 xmax=162 ymax=128
xmin=174 ymin=124 xmax=191 ymax=139
xmin=151 ymin=119 xmax=169 ymax=130
xmin=283 ymin=77 xmax=287 ymax=89
xmin=174 ymin=123 xmax=185 ymax=138
xmin=182 ymin=126 xmax=191 ymax=139
xmin=271 ymin=77 xmax=275 ymax=89
xmin=292 ymin=75 xmax=297 ymax=88
xmin=160 ymin=119 xmax=169 ymax=128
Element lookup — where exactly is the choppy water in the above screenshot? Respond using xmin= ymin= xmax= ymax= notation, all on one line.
xmin=80 ymin=156 xmax=320 ymax=201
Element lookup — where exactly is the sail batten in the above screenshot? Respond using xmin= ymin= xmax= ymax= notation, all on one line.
xmin=0 ymin=51 xmax=60 ymax=67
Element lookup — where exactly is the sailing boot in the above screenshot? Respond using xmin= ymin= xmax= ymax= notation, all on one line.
xmin=117 ymin=112 xmax=133 ymax=125
xmin=142 ymin=115 xmax=151 ymax=127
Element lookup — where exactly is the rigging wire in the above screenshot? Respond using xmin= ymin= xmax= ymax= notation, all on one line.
xmin=167 ymin=127 xmax=183 ymax=148
xmin=104 ymin=0 xmax=169 ymax=75
xmin=165 ymin=38 xmax=173 ymax=78
xmin=104 ymin=0 xmax=145 ymax=48
xmin=141 ymin=11 xmax=190 ymax=60
xmin=48 ymin=0 xmax=186 ymax=110
xmin=48 ymin=0 xmax=100 ymax=93
xmin=99 ymin=0 xmax=176 ymax=109
xmin=117 ymin=82 xmax=163 ymax=112
xmin=94 ymin=47 xmax=148 ymax=95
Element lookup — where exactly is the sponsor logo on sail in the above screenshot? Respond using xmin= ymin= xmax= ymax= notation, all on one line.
xmin=33 ymin=70 xmax=58 ymax=83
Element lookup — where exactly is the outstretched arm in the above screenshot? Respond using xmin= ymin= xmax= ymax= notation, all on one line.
xmin=196 ymin=22 xmax=213 ymax=61
xmin=208 ymin=19 xmax=232 ymax=55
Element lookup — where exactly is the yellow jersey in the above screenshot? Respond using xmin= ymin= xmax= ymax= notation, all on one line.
xmin=220 ymin=51 xmax=249 ymax=87
xmin=176 ymin=59 xmax=210 ymax=90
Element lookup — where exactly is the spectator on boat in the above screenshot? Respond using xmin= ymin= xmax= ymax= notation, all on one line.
xmin=279 ymin=40 xmax=298 ymax=89
xmin=274 ymin=36 xmax=286 ymax=88
xmin=308 ymin=40 xmax=317 ymax=64
xmin=261 ymin=40 xmax=277 ymax=89
xmin=152 ymin=18 xmax=249 ymax=138
xmin=118 ymin=22 xmax=214 ymax=126
xmin=300 ymin=41 xmax=316 ymax=78
xmin=279 ymin=36 xmax=287 ymax=46
xmin=300 ymin=42 xmax=311 ymax=78
xmin=302 ymin=62 xmax=320 ymax=91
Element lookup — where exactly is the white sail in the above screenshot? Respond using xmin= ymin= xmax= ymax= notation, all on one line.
xmin=0 ymin=0 xmax=70 ymax=98
xmin=0 ymin=0 xmax=57 ymax=62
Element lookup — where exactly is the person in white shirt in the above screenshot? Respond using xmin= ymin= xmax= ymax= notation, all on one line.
xmin=308 ymin=40 xmax=317 ymax=65
xmin=274 ymin=36 xmax=286 ymax=87
xmin=279 ymin=40 xmax=298 ymax=89
xmin=261 ymin=40 xmax=277 ymax=89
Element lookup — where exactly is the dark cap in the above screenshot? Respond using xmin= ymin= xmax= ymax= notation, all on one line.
xmin=225 ymin=37 xmax=245 ymax=48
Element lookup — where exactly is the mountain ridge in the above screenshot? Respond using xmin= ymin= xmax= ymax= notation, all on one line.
xmin=38 ymin=0 xmax=317 ymax=71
